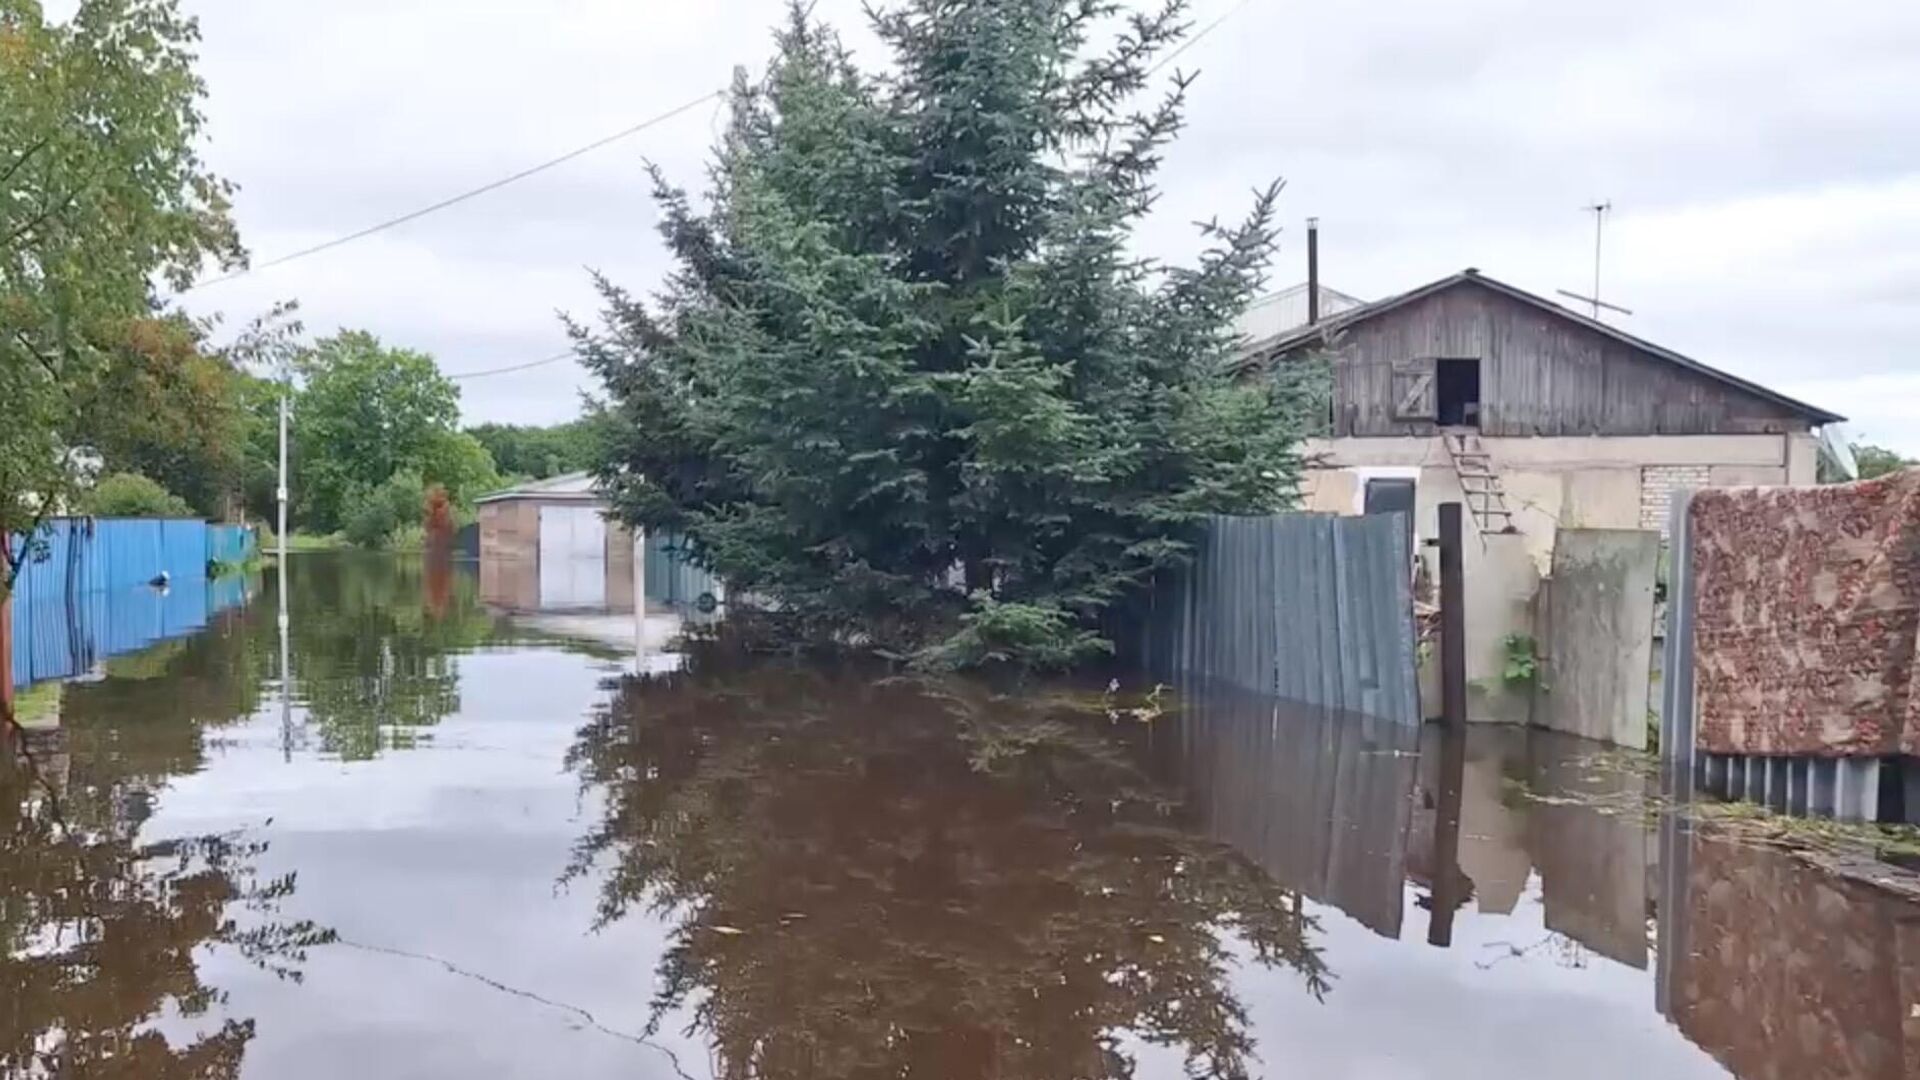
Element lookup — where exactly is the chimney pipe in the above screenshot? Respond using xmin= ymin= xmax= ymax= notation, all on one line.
xmin=1306 ymin=217 xmax=1321 ymax=326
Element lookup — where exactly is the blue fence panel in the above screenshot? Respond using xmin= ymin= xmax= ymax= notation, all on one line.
xmin=208 ymin=568 xmax=253 ymax=612
xmin=164 ymin=518 xmax=211 ymax=582
xmin=208 ymin=524 xmax=256 ymax=566
xmin=7 ymin=517 xmax=255 ymax=691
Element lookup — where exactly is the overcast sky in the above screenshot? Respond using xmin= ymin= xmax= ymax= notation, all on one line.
xmin=145 ymin=0 xmax=1920 ymax=452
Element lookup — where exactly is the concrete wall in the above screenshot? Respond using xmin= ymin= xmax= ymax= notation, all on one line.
xmin=1535 ymin=529 xmax=1660 ymax=748
xmin=1299 ymin=432 xmax=1814 ymax=722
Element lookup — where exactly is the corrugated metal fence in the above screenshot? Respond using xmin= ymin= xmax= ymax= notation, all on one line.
xmin=1137 ymin=513 xmax=1418 ymax=724
xmin=645 ymin=530 xmax=723 ymax=610
xmin=209 ymin=523 xmax=258 ymax=566
xmin=7 ymin=517 xmax=257 ymax=690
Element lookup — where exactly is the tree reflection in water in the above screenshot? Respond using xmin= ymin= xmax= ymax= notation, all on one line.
xmin=565 ymin=659 xmax=1330 ymax=1079
xmin=283 ymin=554 xmax=499 ymax=760
xmin=2 ymin=603 xmax=333 ymax=1078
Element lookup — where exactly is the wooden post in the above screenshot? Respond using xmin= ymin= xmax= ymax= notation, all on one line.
xmin=1428 ymin=502 xmax=1469 ymax=947
xmin=1427 ymin=721 xmax=1468 ymax=947
xmin=1 ymin=594 xmax=13 ymax=721
xmin=1438 ymin=503 xmax=1467 ymax=734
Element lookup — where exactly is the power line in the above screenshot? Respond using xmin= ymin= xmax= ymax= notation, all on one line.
xmin=182 ymin=88 xmax=724 ymax=294
xmin=1148 ymin=0 xmax=1259 ymax=77
xmin=445 ymin=350 xmax=576 ymax=381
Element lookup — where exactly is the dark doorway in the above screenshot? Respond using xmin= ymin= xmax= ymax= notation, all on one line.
xmin=1436 ymin=358 xmax=1481 ymax=427
xmin=1364 ymin=477 xmax=1417 ymax=556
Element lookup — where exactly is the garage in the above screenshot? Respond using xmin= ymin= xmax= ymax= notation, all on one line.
xmin=475 ymin=473 xmax=634 ymax=613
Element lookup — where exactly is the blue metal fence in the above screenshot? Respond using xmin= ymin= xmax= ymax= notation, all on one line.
xmin=209 ymin=523 xmax=258 ymax=566
xmin=7 ymin=517 xmax=256 ymax=690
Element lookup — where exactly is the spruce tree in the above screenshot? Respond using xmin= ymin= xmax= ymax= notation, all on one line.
xmin=581 ymin=0 xmax=1314 ymax=667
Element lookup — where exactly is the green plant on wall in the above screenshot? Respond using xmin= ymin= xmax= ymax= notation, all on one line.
xmin=1499 ymin=633 xmax=1543 ymax=690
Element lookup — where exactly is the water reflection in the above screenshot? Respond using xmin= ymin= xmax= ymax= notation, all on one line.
xmin=280 ymin=555 xmax=502 ymax=759
xmin=1 ymin=607 xmax=331 ymax=1078
xmin=6 ymin=554 xmax=1920 ymax=1077
xmin=1662 ymin=821 xmax=1920 ymax=1079
xmin=567 ymin=662 xmax=1331 ymax=1078
xmin=1152 ymin=681 xmax=1419 ymax=938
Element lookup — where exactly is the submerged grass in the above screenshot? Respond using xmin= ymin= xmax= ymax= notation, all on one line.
xmin=1505 ymin=746 xmax=1920 ymax=891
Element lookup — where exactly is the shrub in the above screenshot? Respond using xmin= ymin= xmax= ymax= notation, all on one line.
xmin=83 ymin=472 xmax=194 ymax=518
xmin=342 ymin=471 xmax=426 ymax=549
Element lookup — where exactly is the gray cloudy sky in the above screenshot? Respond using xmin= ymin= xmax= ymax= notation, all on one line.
xmin=155 ymin=0 xmax=1920 ymax=452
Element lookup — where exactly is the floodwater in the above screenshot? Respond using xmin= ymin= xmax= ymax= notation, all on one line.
xmin=4 ymin=554 xmax=1916 ymax=1079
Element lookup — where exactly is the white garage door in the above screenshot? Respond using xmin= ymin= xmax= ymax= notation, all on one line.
xmin=538 ymin=505 xmax=607 ymax=610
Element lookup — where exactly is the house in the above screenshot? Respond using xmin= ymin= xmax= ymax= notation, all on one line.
xmin=1236 ymin=268 xmax=1844 ymax=720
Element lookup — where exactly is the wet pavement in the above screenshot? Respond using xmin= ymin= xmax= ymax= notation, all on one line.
xmin=4 ymin=553 xmax=1917 ymax=1078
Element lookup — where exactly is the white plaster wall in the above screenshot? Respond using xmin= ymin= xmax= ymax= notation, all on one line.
xmin=1303 ymin=432 xmax=1816 ymax=724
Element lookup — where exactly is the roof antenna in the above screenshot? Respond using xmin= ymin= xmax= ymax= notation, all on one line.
xmin=1556 ymin=200 xmax=1633 ymax=321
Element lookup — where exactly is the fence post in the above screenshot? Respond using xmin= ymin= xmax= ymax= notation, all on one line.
xmin=1438 ymin=503 xmax=1467 ymax=735
xmin=1659 ymin=490 xmax=1698 ymax=784
xmin=1428 ymin=503 xmax=1470 ymax=947
xmin=1 ymin=593 xmax=13 ymax=722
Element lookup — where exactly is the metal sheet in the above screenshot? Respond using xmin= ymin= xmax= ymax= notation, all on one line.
xmin=7 ymin=518 xmax=251 ymax=690
xmin=1139 ymin=512 xmax=1419 ymax=724
xmin=537 ymin=505 xmax=608 ymax=610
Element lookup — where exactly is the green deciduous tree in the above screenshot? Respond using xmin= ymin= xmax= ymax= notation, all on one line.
xmin=0 ymin=0 xmax=245 ymax=594
xmin=1853 ymin=443 xmax=1914 ymax=481
xmin=291 ymin=331 xmax=498 ymax=532
xmin=581 ymin=1 xmax=1312 ymax=667
xmin=70 ymin=316 xmax=251 ymax=518
xmin=467 ymin=419 xmax=598 ymax=480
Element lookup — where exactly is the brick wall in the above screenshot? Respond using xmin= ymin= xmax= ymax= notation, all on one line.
xmin=1640 ymin=465 xmax=1712 ymax=534
xmin=1691 ymin=469 xmax=1920 ymax=756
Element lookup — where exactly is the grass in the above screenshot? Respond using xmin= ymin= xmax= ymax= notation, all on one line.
xmin=208 ymin=555 xmax=266 ymax=578
xmin=279 ymin=532 xmax=347 ymax=552
xmin=1504 ymin=748 xmax=1920 ymax=890
xmin=12 ymin=681 xmax=62 ymax=730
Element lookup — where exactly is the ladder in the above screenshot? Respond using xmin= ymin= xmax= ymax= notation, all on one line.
xmin=1444 ymin=430 xmax=1517 ymax=535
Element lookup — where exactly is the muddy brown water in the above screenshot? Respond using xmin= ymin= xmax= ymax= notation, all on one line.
xmin=4 ymin=554 xmax=1916 ymax=1078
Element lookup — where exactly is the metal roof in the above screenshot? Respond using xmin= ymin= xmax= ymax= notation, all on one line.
xmin=474 ymin=471 xmax=603 ymax=504
xmin=1237 ymin=269 xmax=1845 ymax=425
xmin=1236 ymin=282 xmax=1367 ymax=344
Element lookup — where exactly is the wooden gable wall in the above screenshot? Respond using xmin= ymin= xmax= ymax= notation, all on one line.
xmin=1285 ymin=281 xmax=1810 ymax=438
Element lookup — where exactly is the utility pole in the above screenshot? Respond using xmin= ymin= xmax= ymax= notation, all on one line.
xmin=276 ymin=367 xmax=293 ymax=760
xmin=277 ymin=385 xmax=289 ymax=563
